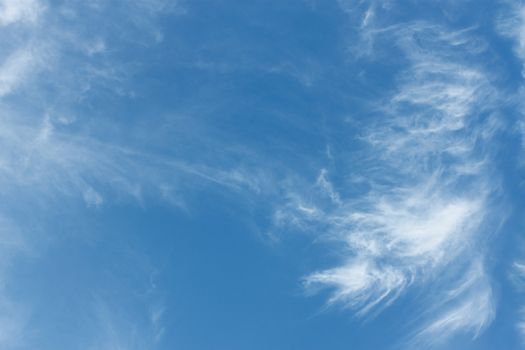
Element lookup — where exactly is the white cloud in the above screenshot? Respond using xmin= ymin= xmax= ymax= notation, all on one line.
xmin=0 ymin=1 xmax=195 ymax=348
xmin=316 ymin=169 xmax=341 ymax=205
xmin=87 ymin=268 xmax=166 ymax=350
xmin=496 ymin=3 xmax=525 ymax=341
xmin=84 ymin=38 xmax=106 ymax=56
xmin=0 ymin=218 xmax=29 ymax=349
xmin=149 ymin=304 xmax=165 ymax=344
xmin=0 ymin=2 xmax=276 ymax=346
xmin=0 ymin=0 xmax=43 ymax=26
xmin=413 ymin=260 xmax=495 ymax=345
xmin=511 ymin=261 xmax=525 ymax=341
xmin=84 ymin=187 xmax=104 ymax=208
xmin=0 ymin=47 xmax=42 ymax=97
xmin=274 ymin=22 xmax=500 ymax=344
xmin=497 ymin=2 xmax=525 ymax=77
xmin=305 ymin=259 xmax=408 ymax=315
xmin=418 ymin=286 xmax=494 ymax=339
xmin=0 ymin=297 xmax=27 ymax=349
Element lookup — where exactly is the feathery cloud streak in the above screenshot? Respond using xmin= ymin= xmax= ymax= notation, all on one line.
xmin=274 ymin=17 xmax=502 ymax=344
xmin=496 ymin=0 xmax=525 ymax=342
xmin=0 ymin=1 xmax=264 ymax=348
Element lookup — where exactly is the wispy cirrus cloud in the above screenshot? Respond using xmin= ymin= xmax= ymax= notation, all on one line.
xmin=511 ymin=261 xmax=525 ymax=340
xmin=0 ymin=0 xmax=43 ymax=26
xmin=273 ymin=19 xmax=502 ymax=345
xmin=496 ymin=1 xmax=525 ymax=343
xmin=87 ymin=271 xmax=166 ymax=350
xmin=0 ymin=0 xmax=266 ymax=348
xmin=2 ymin=0 xmax=521 ymax=348
xmin=497 ymin=1 xmax=525 ymax=78
xmin=0 ymin=47 xmax=43 ymax=97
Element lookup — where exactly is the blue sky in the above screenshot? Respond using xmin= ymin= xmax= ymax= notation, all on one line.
xmin=2 ymin=0 xmax=525 ymax=349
